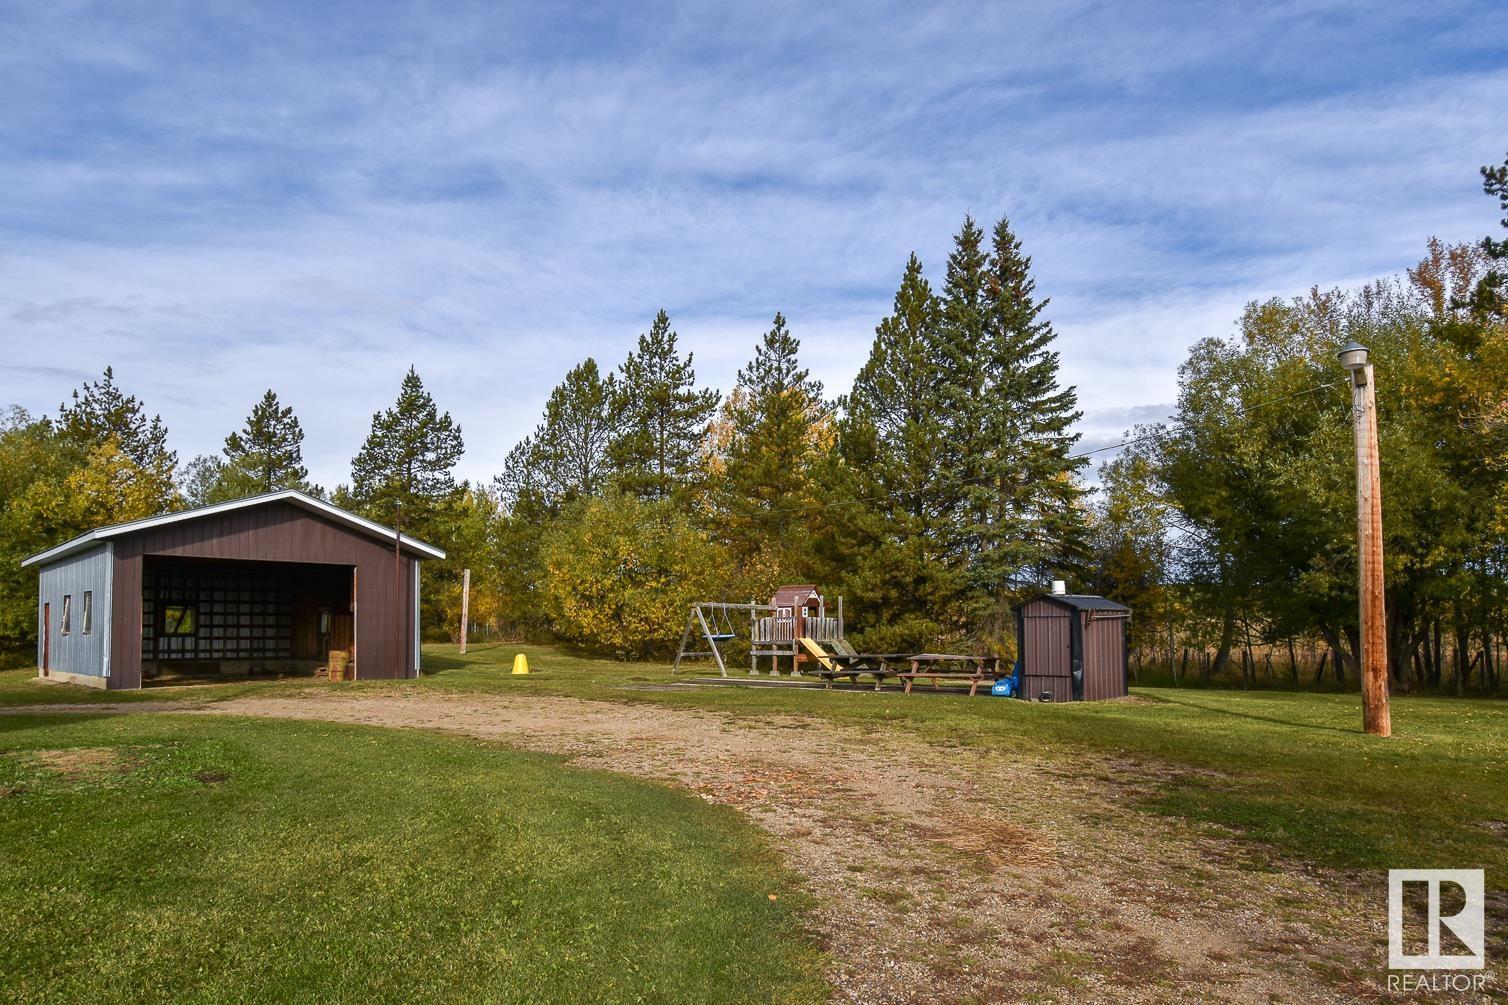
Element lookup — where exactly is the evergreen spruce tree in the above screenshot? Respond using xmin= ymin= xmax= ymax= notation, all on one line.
xmin=543 ymin=358 xmax=617 ymax=500
xmin=494 ymin=436 xmax=540 ymax=512
xmin=718 ymin=313 xmax=826 ymax=569
xmin=349 ymin=366 xmax=465 ymax=537
xmin=57 ymin=366 xmax=177 ymax=508
xmin=934 ymin=217 xmax=991 ymax=546
xmin=830 ymin=254 xmax=972 ymax=647
xmin=496 ymin=358 xmax=618 ymax=511
xmin=1472 ymin=151 xmax=1508 ymax=317
xmin=222 ymin=390 xmax=310 ymax=495
xmin=608 ymin=310 xmax=719 ymax=502
xmin=940 ymin=217 xmax=989 ymax=419
xmin=850 ymin=255 xmax=947 ymax=528
xmin=939 ymin=216 xmax=990 ymax=362
xmin=490 ymin=433 xmax=555 ymax=640
xmin=963 ymin=216 xmax=1087 ymax=639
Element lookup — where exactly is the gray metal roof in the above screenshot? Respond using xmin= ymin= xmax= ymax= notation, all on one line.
xmin=21 ymin=489 xmax=446 ymax=568
xmin=1015 ymin=593 xmax=1131 ymax=613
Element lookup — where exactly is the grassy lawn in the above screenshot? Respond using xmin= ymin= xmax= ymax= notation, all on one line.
xmin=0 ymin=712 xmax=825 ymax=1004
xmin=414 ymin=644 xmax=1508 ymax=881
xmin=3 ymin=641 xmax=1504 ymax=883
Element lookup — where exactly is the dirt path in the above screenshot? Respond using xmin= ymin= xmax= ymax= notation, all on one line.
xmin=129 ymin=691 xmax=1388 ymax=1004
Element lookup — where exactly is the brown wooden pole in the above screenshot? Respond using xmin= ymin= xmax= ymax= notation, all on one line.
xmin=459 ymin=568 xmax=470 ymax=655
xmin=1347 ymin=351 xmax=1392 ymax=736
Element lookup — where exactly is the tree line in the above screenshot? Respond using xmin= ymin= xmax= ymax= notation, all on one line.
xmin=1088 ymin=155 xmax=1508 ymax=693
xmin=494 ymin=215 xmax=1085 ymax=656
xmin=0 ymin=213 xmax=1086 ymax=662
xmin=0 ymin=364 xmax=471 ymax=648
xmin=2 ymin=153 xmax=1504 ymax=691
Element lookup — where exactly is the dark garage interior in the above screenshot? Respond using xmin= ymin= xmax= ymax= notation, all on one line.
xmin=140 ymin=556 xmax=354 ymax=683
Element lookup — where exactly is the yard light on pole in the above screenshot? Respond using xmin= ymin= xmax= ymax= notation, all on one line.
xmin=1339 ymin=341 xmax=1392 ymax=737
xmin=1337 ymin=342 xmax=1370 ymax=372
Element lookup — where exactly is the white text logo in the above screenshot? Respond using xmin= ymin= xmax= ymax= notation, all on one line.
xmin=1387 ymin=869 xmax=1485 ymax=971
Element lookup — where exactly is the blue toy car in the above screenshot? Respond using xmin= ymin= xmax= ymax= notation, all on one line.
xmin=991 ymin=659 xmax=1025 ymax=697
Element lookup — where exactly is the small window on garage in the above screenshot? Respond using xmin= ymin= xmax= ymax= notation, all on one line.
xmin=82 ymin=592 xmax=93 ymax=634
xmin=163 ymin=604 xmax=197 ymax=636
xmin=61 ymin=595 xmax=72 ymax=635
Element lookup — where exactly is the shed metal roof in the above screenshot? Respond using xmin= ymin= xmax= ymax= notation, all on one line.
xmin=21 ymin=489 xmax=447 ymax=568
xmin=1015 ymin=593 xmax=1130 ymax=613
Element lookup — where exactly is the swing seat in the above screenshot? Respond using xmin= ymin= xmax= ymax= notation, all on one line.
xmin=704 ymin=606 xmax=737 ymax=643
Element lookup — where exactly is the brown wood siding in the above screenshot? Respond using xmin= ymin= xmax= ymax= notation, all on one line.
xmin=1022 ymin=674 xmax=1074 ymax=702
xmin=110 ymin=501 xmax=418 ymax=688
xmin=1021 ymin=599 xmax=1072 ymax=680
xmin=1083 ymin=614 xmax=1129 ymax=700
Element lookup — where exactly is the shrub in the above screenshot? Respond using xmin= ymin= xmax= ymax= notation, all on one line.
xmin=540 ymin=492 xmax=729 ymax=659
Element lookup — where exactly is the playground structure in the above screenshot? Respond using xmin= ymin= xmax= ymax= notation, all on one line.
xmin=675 ymin=582 xmax=1131 ymax=700
xmin=674 ymin=584 xmax=844 ymax=676
xmin=674 ymin=584 xmax=996 ymax=693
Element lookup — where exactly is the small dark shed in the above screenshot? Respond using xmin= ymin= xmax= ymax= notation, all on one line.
xmin=22 ymin=490 xmax=444 ymax=690
xmin=1014 ymin=592 xmax=1131 ymax=701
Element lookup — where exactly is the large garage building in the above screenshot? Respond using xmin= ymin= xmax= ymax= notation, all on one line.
xmin=22 ymin=490 xmax=445 ymax=689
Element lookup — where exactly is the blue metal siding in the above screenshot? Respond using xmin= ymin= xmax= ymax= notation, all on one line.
xmin=37 ymin=543 xmax=113 ymax=677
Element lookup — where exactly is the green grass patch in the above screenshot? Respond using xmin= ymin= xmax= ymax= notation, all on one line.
xmin=405 ymin=645 xmax=1508 ymax=878
xmin=0 ymin=713 xmax=826 ymax=1004
xmin=5 ymin=641 xmax=1504 ymax=881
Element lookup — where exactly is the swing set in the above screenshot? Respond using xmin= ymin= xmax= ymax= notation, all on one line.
xmin=672 ymin=601 xmax=753 ymax=676
xmin=673 ymin=585 xmax=845 ymax=676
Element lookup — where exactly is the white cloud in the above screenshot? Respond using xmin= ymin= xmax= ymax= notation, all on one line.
xmin=0 ymin=2 xmax=1503 ymax=488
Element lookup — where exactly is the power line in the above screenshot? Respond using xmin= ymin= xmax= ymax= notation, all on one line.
xmin=1069 ymin=380 xmax=1346 ymax=461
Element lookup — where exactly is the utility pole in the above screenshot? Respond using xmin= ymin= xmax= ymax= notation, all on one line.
xmin=459 ymin=568 xmax=470 ymax=655
xmin=1338 ymin=342 xmax=1392 ymax=737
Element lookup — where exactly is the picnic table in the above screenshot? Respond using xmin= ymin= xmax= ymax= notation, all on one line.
xmin=895 ymin=654 xmax=1002 ymax=696
xmin=797 ymin=638 xmax=1003 ymax=696
xmin=814 ymin=652 xmax=911 ymax=691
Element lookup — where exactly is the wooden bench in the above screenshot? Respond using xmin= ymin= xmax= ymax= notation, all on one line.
xmin=799 ymin=638 xmax=906 ymax=691
xmin=815 ymin=654 xmax=910 ymax=691
xmin=798 ymin=640 xmax=1003 ymax=696
xmin=817 ymin=669 xmax=883 ymax=690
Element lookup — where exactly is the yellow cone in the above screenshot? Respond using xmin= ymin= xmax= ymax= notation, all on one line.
xmin=511 ymin=653 xmax=530 ymax=675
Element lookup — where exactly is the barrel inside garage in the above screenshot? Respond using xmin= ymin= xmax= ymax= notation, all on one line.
xmin=1014 ymin=591 xmax=1131 ymax=701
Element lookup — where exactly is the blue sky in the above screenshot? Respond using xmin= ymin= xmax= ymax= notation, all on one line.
xmin=2 ymin=1 xmax=1504 ymax=489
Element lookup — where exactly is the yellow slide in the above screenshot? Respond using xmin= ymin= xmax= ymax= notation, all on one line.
xmin=798 ymin=637 xmax=839 ymax=673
